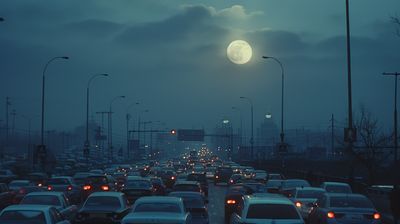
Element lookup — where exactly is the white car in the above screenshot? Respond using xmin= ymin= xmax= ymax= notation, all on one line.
xmin=252 ymin=170 xmax=268 ymax=182
xmin=230 ymin=194 xmax=304 ymax=224
xmin=320 ymin=182 xmax=352 ymax=194
xmin=0 ymin=204 xmax=70 ymax=224
xmin=122 ymin=196 xmax=191 ymax=224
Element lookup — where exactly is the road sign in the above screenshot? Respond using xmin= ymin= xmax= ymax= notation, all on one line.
xmin=177 ymin=129 xmax=205 ymax=141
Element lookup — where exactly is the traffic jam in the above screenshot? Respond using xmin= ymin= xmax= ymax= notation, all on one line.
xmin=0 ymin=147 xmax=383 ymax=224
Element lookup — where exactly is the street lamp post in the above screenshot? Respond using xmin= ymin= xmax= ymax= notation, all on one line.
xmin=84 ymin=74 xmax=108 ymax=163
xmin=262 ymin=56 xmax=285 ymax=150
xmin=232 ymin=106 xmax=243 ymax=145
xmin=240 ymin=97 xmax=254 ymax=160
xmin=40 ymin=56 xmax=68 ymax=170
xmin=108 ymin=96 xmax=125 ymax=162
xmin=126 ymin=102 xmax=140 ymax=160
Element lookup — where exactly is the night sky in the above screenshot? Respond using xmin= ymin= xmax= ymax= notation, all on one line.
xmin=0 ymin=0 xmax=399 ymax=146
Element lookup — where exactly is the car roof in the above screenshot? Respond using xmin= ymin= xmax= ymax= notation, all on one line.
xmin=135 ymin=196 xmax=183 ymax=204
xmin=169 ymin=191 xmax=204 ymax=197
xmin=10 ymin=180 xmax=30 ymax=183
xmin=295 ymin=187 xmax=326 ymax=191
xmin=174 ymin=181 xmax=199 ymax=185
xmin=2 ymin=204 xmax=53 ymax=212
xmin=25 ymin=192 xmax=64 ymax=197
xmin=127 ymin=176 xmax=149 ymax=181
xmin=324 ymin=193 xmax=366 ymax=198
xmin=322 ymin=182 xmax=350 ymax=186
xmin=245 ymin=194 xmax=293 ymax=205
xmin=88 ymin=192 xmax=124 ymax=197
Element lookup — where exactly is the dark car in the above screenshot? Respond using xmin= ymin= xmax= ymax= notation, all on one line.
xmin=121 ymin=177 xmax=153 ymax=204
xmin=75 ymin=192 xmax=130 ymax=224
xmin=47 ymin=176 xmax=81 ymax=204
xmin=169 ymin=191 xmax=209 ymax=224
xmin=172 ymin=181 xmax=202 ymax=195
xmin=280 ymin=179 xmax=311 ymax=196
xmin=187 ymin=173 xmax=209 ymax=196
xmin=73 ymin=172 xmax=93 ymax=187
xmin=160 ymin=169 xmax=177 ymax=188
xmin=81 ymin=175 xmax=117 ymax=200
xmin=224 ymin=184 xmax=254 ymax=224
xmin=26 ymin=172 xmax=48 ymax=187
xmin=12 ymin=185 xmax=45 ymax=204
xmin=228 ymin=174 xmax=243 ymax=185
xmin=214 ymin=166 xmax=233 ymax=185
xmin=150 ymin=177 xmax=166 ymax=196
xmin=0 ymin=170 xmax=17 ymax=184
xmin=0 ymin=183 xmax=14 ymax=209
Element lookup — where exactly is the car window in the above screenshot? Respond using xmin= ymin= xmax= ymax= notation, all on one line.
xmin=173 ymin=184 xmax=200 ymax=191
xmin=246 ymin=204 xmax=300 ymax=219
xmin=48 ymin=178 xmax=70 ymax=185
xmin=0 ymin=210 xmax=46 ymax=224
xmin=329 ymin=196 xmax=374 ymax=208
xmin=126 ymin=180 xmax=151 ymax=189
xmin=21 ymin=195 xmax=61 ymax=206
xmin=134 ymin=203 xmax=182 ymax=213
xmin=85 ymin=196 xmax=121 ymax=209
xmin=297 ymin=190 xmax=325 ymax=200
xmin=87 ymin=176 xmax=107 ymax=184
xmin=325 ymin=185 xmax=351 ymax=193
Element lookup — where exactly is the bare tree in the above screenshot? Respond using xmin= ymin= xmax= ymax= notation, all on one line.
xmin=391 ymin=15 xmax=400 ymax=37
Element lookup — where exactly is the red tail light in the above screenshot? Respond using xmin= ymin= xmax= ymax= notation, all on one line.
xmin=373 ymin=213 xmax=380 ymax=220
xmin=18 ymin=188 xmax=26 ymax=194
xmin=226 ymin=199 xmax=236 ymax=204
xmin=295 ymin=202 xmax=302 ymax=208
xmin=47 ymin=186 xmax=53 ymax=191
xmin=83 ymin=185 xmax=91 ymax=191
xmin=67 ymin=185 xmax=73 ymax=191
xmin=327 ymin=212 xmax=335 ymax=219
xmin=101 ymin=185 xmax=109 ymax=191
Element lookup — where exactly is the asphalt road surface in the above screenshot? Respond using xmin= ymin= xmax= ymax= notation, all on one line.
xmin=208 ymin=182 xmax=228 ymax=224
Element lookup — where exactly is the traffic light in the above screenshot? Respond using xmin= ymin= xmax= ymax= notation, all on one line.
xmin=170 ymin=129 xmax=177 ymax=135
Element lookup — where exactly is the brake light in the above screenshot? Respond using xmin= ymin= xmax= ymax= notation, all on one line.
xmin=215 ymin=175 xmax=219 ymax=179
xmin=67 ymin=185 xmax=73 ymax=191
xmin=47 ymin=186 xmax=53 ymax=191
xmin=373 ymin=213 xmax=380 ymax=220
xmin=171 ymin=176 xmax=175 ymax=180
xmin=101 ymin=185 xmax=109 ymax=191
xmin=327 ymin=212 xmax=335 ymax=219
xmin=83 ymin=185 xmax=91 ymax=190
xmin=229 ymin=179 xmax=233 ymax=183
xmin=226 ymin=199 xmax=236 ymax=204
xmin=18 ymin=188 xmax=26 ymax=194
xmin=295 ymin=202 xmax=302 ymax=208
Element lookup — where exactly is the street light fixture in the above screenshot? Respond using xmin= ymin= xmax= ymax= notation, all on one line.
xmin=39 ymin=56 xmax=68 ymax=170
xmin=261 ymin=56 xmax=286 ymax=151
xmin=108 ymin=95 xmax=125 ymax=162
xmin=240 ymin=96 xmax=254 ymax=160
xmin=84 ymin=73 xmax=108 ymax=162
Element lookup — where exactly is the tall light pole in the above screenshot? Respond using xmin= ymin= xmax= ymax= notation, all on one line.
xmin=232 ymin=106 xmax=243 ymax=145
xmin=40 ymin=56 xmax=68 ymax=169
xmin=108 ymin=95 xmax=125 ymax=162
xmin=137 ymin=109 xmax=149 ymax=143
xmin=262 ymin=56 xmax=285 ymax=151
xmin=240 ymin=96 xmax=254 ymax=160
xmin=84 ymin=73 xmax=108 ymax=162
xmin=126 ymin=102 xmax=140 ymax=160
xmin=383 ymin=72 xmax=400 ymax=166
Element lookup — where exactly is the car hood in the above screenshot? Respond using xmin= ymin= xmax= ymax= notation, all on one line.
xmin=123 ymin=212 xmax=187 ymax=222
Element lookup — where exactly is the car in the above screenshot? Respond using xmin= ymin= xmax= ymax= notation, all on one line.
xmin=20 ymin=192 xmax=78 ymax=222
xmin=214 ymin=166 xmax=233 ymax=185
xmin=265 ymin=180 xmax=284 ymax=194
xmin=187 ymin=173 xmax=209 ymax=196
xmin=224 ymin=184 xmax=254 ymax=224
xmin=27 ymin=172 xmax=49 ymax=187
xmin=150 ymin=177 xmax=166 ymax=195
xmin=169 ymin=191 xmax=209 ymax=224
xmin=172 ymin=181 xmax=202 ymax=194
xmin=0 ymin=183 xmax=14 ymax=209
xmin=89 ymin=169 xmax=104 ymax=175
xmin=121 ymin=176 xmax=153 ymax=204
xmin=0 ymin=169 xmax=17 ymax=184
xmin=205 ymin=167 xmax=216 ymax=179
xmin=267 ymin=173 xmax=286 ymax=180
xmin=228 ymin=174 xmax=244 ymax=185
xmin=280 ymin=179 xmax=311 ymax=196
xmin=0 ymin=204 xmax=71 ymax=224
xmin=46 ymin=176 xmax=81 ymax=203
xmin=121 ymin=196 xmax=191 ymax=224
xmin=75 ymin=192 xmax=130 ymax=224
xmin=320 ymin=181 xmax=353 ymax=194
xmin=230 ymin=194 xmax=304 ymax=224
xmin=160 ymin=169 xmax=177 ymax=188
xmin=81 ymin=175 xmax=117 ymax=199
xmin=252 ymin=170 xmax=268 ymax=183
xmin=12 ymin=185 xmax=45 ymax=204
xmin=308 ymin=193 xmax=381 ymax=224
xmin=289 ymin=187 xmax=326 ymax=220
xmin=8 ymin=180 xmax=32 ymax=191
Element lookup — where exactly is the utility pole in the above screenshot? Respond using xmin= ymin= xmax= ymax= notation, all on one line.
xmin=11 ymin=109 xmax=16 ymax=137
xmin=5 ymin=97 xmax=10 ymax=148
xmin=126 ymin=113 xmax=131 ymax=160
xmin=330 ymin=114 xmax=335 ymax=158
xmin=383 ymin=72 xmax=400 ymax=166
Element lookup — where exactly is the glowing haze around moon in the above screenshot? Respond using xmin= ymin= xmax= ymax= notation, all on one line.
xmin=227 ymin=40 xmax=252 ymax=64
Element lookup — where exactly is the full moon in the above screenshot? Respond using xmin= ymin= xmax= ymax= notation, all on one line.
xmin=227 ymin=40 xmax=252 ymax=64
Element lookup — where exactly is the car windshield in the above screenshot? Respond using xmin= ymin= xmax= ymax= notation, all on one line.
xmin=0 ymin=210 xmax=46 ymax=224
xmin=85 ymin=196 xmax=121 ymax=209
xmin=134 ymin=203 xmax=181 ymax=213
xmin=297 ymin=190 xmax=325 ymax=200
xmin=326 ymin=185 xmax=351 ymax=193
xmin=48 ymin=178 xmax=70 ymax=185
xmin=182 ymin=197 xmax=205 ymax=209
xmin=126 ymin=180 xmax=151 ymax=189
xmin=246 ymin=204 xmax=300 ymax=219
xmin=330 ymin=196 xmax=374 ymax=208
xmin=21 ymin=195 xmax=61 ymax=206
